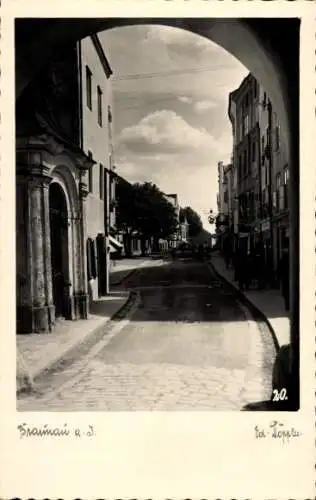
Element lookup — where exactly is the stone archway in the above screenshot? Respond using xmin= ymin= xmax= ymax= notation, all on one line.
xmin=15 ymin=18 xmax=300 ymax=407
xmin=49 ymin=159 xmax=90 ymax=323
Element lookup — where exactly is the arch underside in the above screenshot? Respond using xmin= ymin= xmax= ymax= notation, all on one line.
xmin=16 ymin=17 xmax=297 ymax=147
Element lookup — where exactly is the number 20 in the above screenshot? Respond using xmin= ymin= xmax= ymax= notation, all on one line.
xmin=272 ymin=388 xmax=287 ymax=401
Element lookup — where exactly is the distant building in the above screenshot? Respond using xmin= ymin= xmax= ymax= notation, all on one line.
xmin=216 ymin=161 xmax=232 ymax=251
xmin=16 ymin=34 xmax=118 ymax=333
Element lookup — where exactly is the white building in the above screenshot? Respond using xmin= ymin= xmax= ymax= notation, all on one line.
xmin=79 ymin=34 xmax=121 ymax=300
xmin=15 ymin=34 xmax=119 ymax=333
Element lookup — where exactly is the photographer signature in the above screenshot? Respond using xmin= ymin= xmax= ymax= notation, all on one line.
xmin=255 ymin=420 xmax=301 ymax=443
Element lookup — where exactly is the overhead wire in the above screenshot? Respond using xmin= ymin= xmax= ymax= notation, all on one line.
xmin=112 ymin=63 xmax=231 ymax=81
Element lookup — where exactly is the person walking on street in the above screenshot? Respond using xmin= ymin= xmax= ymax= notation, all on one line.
xmin=278 ymin=246 xmax=290 ymax=311
xmin=244 ymin=251 xmax=253 ymax=290
xmin=235 ymin=250 xmax=247 ymax=290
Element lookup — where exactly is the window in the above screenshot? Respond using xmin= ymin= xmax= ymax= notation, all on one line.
xmin=275 ymin=126 xmax=280 ymax=151
xmin=238 ymin=155 xmax=242 ymax=180
xmin=87 ymin=238 xmax=97 ymax=280
xmin=276 ymin=173 xmax=281 ymax=211
xmin=243 ymin=114 xmax=249 ymax=136
xmin=284 ymin=165 xmax=289 ymax=184
xmin=108 ymin=106 xmax=112 ymax=124
xmin=97 ymin=86 xmax=103 ymax=126
xmin=86 ymin=66 xmax=92 ymax=110
xmin=265 ymin=164 xmax=270 ymax=186
xmin=99 ymin=164 xmax=104 ymax=200
xmin=284 ymin=165 xmax=289 ymax=208
xmin=261 ymin=136 xmax=265 ymax=164
xmin=239 ymin=123 xmax=243 ymax=141
xmin=88 ymin=151 xmax=93 ymax=193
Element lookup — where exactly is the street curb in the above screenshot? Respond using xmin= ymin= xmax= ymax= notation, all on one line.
xmin=207 ymin=260 xmax=280 ymax=353
xmin=110 ymin=267 xmax=139 ymax=286
xmin=110 ymin=259 xmax=164 ymax=286
xmin=17 ymin=291 xmax=136 ymax=396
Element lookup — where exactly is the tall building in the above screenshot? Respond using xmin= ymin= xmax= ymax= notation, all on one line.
xmin=16 ymin=34 xmax=118 ymax=333
xmin=228 ymin=73 xmax=261 ymax=254
xmin=258 ymin=87 xmax=290 ymax=272
xmin=226 ymin=72 xmax=289 ymax=276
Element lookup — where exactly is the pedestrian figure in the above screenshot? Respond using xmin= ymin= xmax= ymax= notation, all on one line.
xmin=244 ymin=252 xmax=253 ymax=290
xmin=198 ymin=243 xmax=204 ymax=261
xmin=278 ymin=246 xmax=290 ymax=311
xmin=235 ymin=250 xmax=247 ymax=290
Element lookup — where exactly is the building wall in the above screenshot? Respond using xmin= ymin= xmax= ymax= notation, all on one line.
xmin=226 ymin=72 xmax=289 ymax=276
xmin=229 ymin=73 xmax=261 ymax=253
xmin=79 ymin=35 xmax=113 ymax=300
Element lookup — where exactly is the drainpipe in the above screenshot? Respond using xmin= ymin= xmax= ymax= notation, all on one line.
xmin=289 ymin=87 xmax=300 ymax=410
xmin=267 ymin=100 xmax=275 ymax=286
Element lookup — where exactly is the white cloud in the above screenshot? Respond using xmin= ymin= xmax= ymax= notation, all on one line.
xmin=117 ymin=110 xmax=215 ymax=154
xmin=194 ymin=100 xmax=218 ymax=112
xmin=146 ymin=26 xmax=191 ymax=45
xmin=178 ymin=96 xmax=193 ymax=104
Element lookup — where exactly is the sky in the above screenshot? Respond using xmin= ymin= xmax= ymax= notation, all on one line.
xmin=100 ymin=25 xmax=248 ymax=229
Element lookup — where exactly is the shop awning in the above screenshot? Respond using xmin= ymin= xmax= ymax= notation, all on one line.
xmin=109 ymin=235 xmax=123 ymax=253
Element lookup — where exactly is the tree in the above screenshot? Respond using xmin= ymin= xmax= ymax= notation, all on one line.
xmin=115 ymin=176 xmax=139 ymax=256
xmin=116 ymin=178 xmax=178 ymax=255
xmin=135 ymin=182 xmax=178 ymax=251
xmin=180 ymin=206 xmax=203 ymax=237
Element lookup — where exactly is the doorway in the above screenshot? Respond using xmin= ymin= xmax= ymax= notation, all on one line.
xmin=49 ymin=182 xmax=70 ymax=319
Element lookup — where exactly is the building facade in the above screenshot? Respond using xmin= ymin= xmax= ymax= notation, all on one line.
xmin=216 ymin=161 xmax=232 ymax=251
xmin=228 ymin=74 xmax=261 ymax=255
xmin=258 ymin=87 xmax=290 ymax=273
xmin=16 ymin=34 xmax=117 ymax=334
xmin=226 ymin=72 xmax=289 ymax=277
xmin=79 ymin=35 xmax=120 ymax=300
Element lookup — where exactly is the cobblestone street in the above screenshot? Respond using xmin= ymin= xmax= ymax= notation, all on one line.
xmin=18 ymin=260 xmax=276 ymax=411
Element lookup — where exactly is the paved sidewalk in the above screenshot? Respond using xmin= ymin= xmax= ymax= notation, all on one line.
xmin=210 ymin=253 xmax=290 ymax=349
xmin=110 ymin=257 xmax=164 ymax=285
xmin=17 ymin=291 xmax=129 ymax=393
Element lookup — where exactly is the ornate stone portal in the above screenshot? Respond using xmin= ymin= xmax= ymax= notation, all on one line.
xmin=16 ymin=135 xmax=94 ymax=333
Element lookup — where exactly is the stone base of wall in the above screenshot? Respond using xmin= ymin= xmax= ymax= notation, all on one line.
xmin=17 ymin=304 xmax=56 ymax=334
xmin=64 ymin=294 xmax=75 ymax=320
xmin=73 ymin=292 xmax=89 ymax=319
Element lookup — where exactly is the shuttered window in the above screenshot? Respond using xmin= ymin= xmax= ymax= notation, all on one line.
xmin=87 ymin=238 xmax=97 ymax=280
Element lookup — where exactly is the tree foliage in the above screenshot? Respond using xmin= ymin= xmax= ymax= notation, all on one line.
xmin=116 ymin=178 xmax=178 ymax=241
xmin=179 ymin=206 xmax=203 ymax=237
